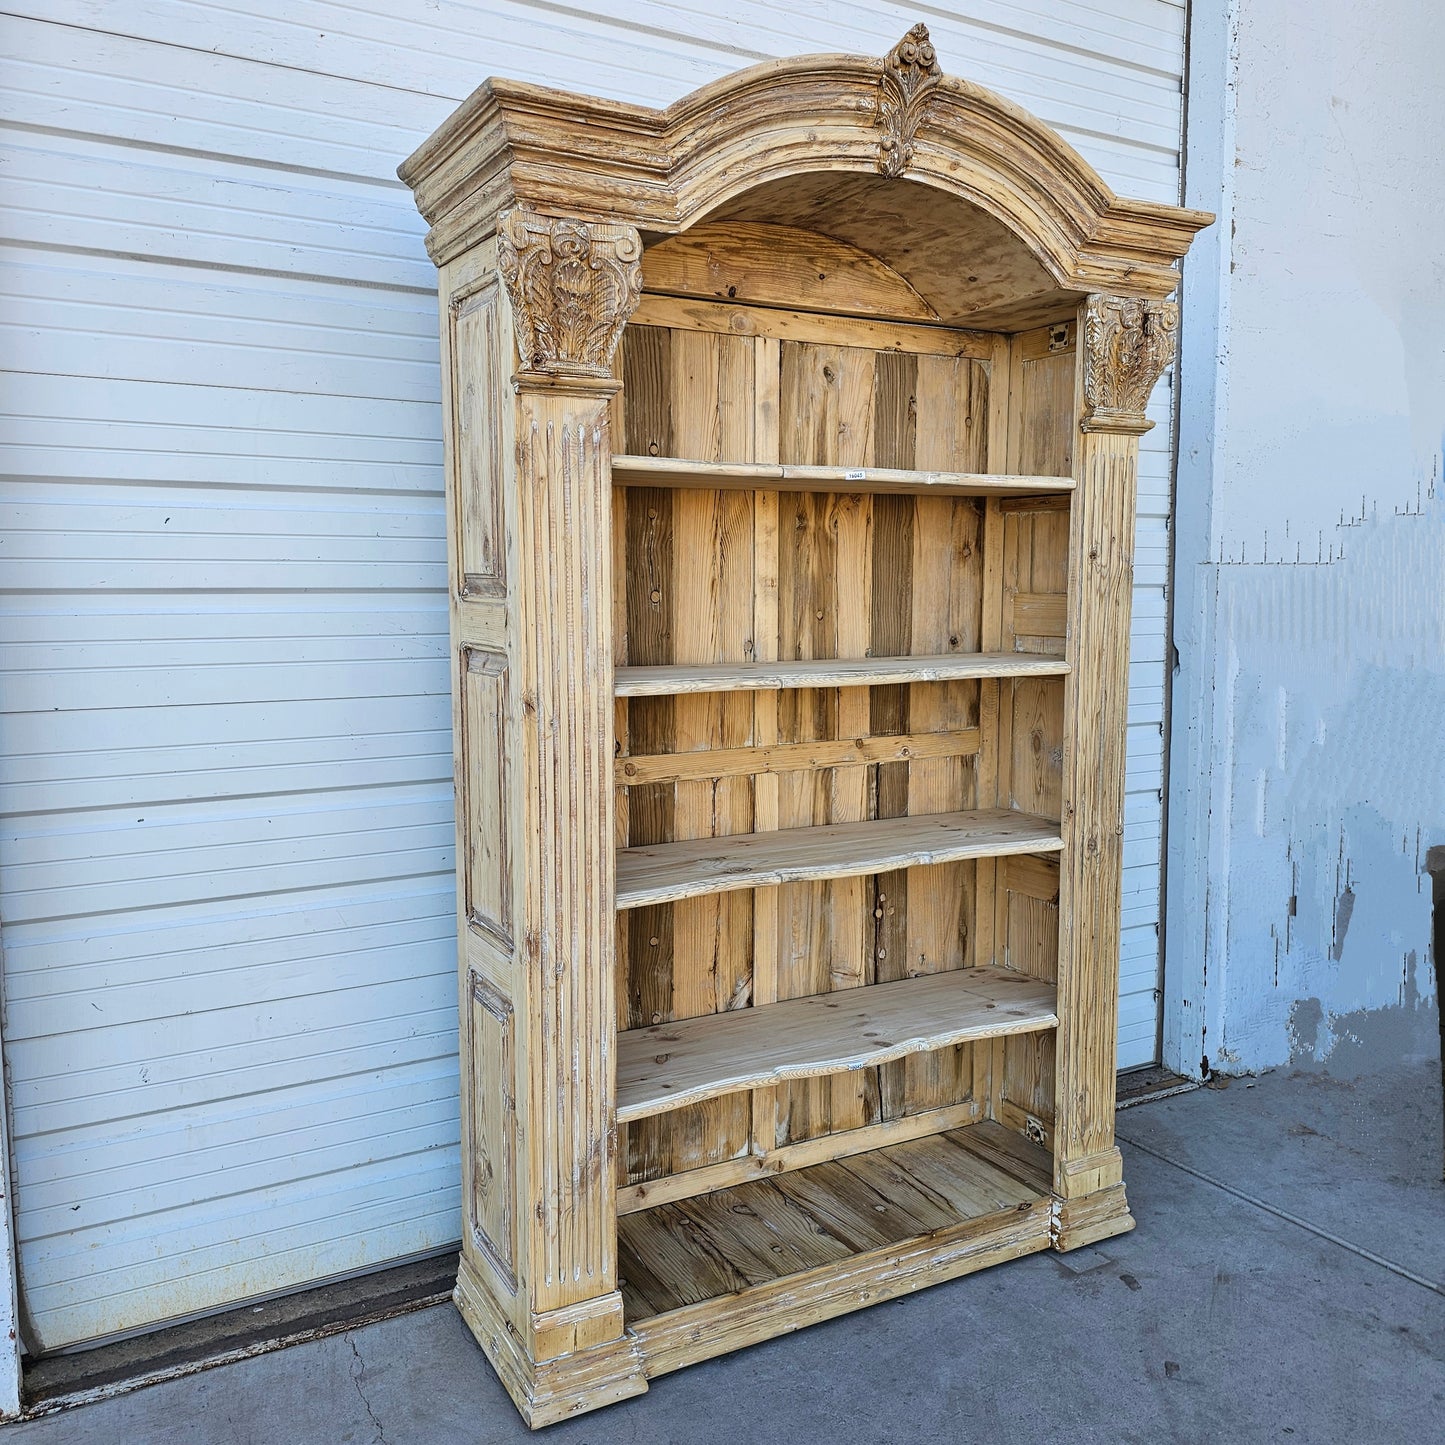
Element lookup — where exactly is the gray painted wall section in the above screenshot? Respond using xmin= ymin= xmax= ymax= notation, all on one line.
xmin=1168 ymin=0 xmax=1444 ymax=1075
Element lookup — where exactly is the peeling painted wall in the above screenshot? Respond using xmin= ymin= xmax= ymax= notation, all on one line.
xmin=1169 ymin=0 xmax=1445 ymax=1075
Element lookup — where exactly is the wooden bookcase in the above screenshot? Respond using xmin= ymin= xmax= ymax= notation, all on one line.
xmin=401 ymin=28 xmax=1211 ymax=1427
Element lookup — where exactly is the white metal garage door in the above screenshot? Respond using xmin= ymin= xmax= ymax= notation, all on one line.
xmin=0 ymin=0 xmax=1186 ymax=1350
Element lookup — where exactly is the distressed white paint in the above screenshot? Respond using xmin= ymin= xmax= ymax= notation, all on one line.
xmin=0 ymin=1 xmax=1187 ymax=1348
xmin=1168 ymin=0 xmax=1445 ymax=1075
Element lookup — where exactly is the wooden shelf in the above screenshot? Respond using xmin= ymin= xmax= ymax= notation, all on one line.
xmin=611 ymin=454 xmax=1074 ymax=497
xmin=616 ymin=966 xmax=1056 ymax=1123
xmin=616 ymin=807 xmax=1062 ymax=910
xmin=616 ymin=651 xmax=1068 ymax=697
xmin=619 ymin=1123 xmax=1052 ymax=1370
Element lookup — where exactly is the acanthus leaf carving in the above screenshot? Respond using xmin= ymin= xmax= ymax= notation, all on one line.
xmin=877 ymin=24 xmax=942 ymax=179
xmin=1081 ymin=295 xmax=1179 ymax=433
xmin=497 ymin=209 xmax=642 ymax=381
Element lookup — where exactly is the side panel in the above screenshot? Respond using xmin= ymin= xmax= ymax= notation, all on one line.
xmin=466 ymin=969 xmax=517 ymax=1288
xmin=461 ymin=650 xmax=511 ymax=943
xmin=450 ymin=285 xmax=507 ymax=598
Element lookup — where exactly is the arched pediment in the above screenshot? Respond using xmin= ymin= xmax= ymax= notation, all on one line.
xmin=401 ymin=25 xmax=1212 ymax=320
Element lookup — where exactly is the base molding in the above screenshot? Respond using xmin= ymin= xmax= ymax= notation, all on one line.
xmin=453 ymin=1259 xmax=647 ymax=1428
xmin=1050 ymin=1183 xmax=1135 ymax=1251
xmin=451 ymin=1157 xmax=1135 ymax=1422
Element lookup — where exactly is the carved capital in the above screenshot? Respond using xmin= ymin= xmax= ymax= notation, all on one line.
xmin=497 ymin=210 xmax=642 ymax=382
xmin=877 ymin=24 xmax=942 ymax=178
xmin=1081 ymin=295 xmax=1178 ymax=433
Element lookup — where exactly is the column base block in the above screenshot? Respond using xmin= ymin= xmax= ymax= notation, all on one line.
xmin=454 ymin=1258 xmax=648 ymax=1429
xmin=1050 ymin=1183 xmax=1136 ymax=1252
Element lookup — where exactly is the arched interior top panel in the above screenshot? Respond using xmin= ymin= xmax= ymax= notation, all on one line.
xmin=640 ymin=221 xmax=940 ymax=323
xmin=702 ymin=175 xmax=1076 ymax=332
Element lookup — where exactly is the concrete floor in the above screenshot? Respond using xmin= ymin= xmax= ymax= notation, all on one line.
xmin=8 ymin=1058 xmax=1443 ymax=1444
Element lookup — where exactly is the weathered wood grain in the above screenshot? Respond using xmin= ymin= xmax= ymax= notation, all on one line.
xmin=665 ymin=325 xmax=755 ymax=1175
xmin=615 ymin=728 xmax=982 ymax=786
xmin=615 ymin=652 xmax=1068 ymax=696
xmin=611 ymin=454 xmax=1072 ymax=495
xmin=642 ymin=222 xmax=938 ymax=322
xmin=619 ymin=1125 xmax=1051 ymax=1375
xmin=617 ymin=809 xmax=1064 ymax=911
xmin=405 ymin=24 xmax=1206 ymax=1423
xmin=400 ymin=46 xmax=1213 ymax=298
xmin=614 ymin=1097 xmax=984 ymax=1214
xmin=631 ymin=293 xmax=996 ymax=357
xmin=616 ymin=967 xmax=1057 ymax=1122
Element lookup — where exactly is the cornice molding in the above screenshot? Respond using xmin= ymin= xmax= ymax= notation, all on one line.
xmin=400 ymin=32 xmax=1213 ymax=287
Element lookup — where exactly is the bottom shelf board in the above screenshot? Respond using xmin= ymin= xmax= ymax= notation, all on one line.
xmin=619 ymin=1122 xmax=1053 ymax=1376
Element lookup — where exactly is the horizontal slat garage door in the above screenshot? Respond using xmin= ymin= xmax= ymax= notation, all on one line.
xmin=0 ymin=0 xmax=1185 ymax=1350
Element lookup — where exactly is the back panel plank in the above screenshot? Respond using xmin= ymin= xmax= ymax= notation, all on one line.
xmin=617 ymin=314 xmax=1007 ymax=1179
xmin=617 ymin=323 xmax=758 ymax=1179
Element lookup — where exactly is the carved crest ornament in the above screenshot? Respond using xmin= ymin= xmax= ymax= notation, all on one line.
xmin=1082 ymin=295 xmax=1179 ymax=433
xmin=497 ymin=209 xmax=643 ymax=381
xmin=877 ymin=24 xmax=943 ymax=177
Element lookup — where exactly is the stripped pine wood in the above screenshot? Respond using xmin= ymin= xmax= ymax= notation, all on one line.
xmin=1052 ymin=412 xmax=1145 ymax=1218
xmin=867 ymin=485 xmax=913 ymax=1127
xmin=826 ymin=417 xmax=878 ymax=1140
xmin=749 ymin=335 xmax=783 ymax=1165
xmin=773 ymin=339 xmax=876 ymax=1145
xmin=616 ymin=329 xmax=681 ymax=1183
xmin=893 ymin=354 xmax=990 ymax=1119
xmin=611 ymin=455 xmax=1072 ymax=496
xmin=617 ymin=1125 xmax=1049 ymax=1328
xmin=617 ymin=808 xmax=1062 ymax=912
xmin=615 ymin=728 xmax=982 ymax=786
xmin=615 ymin=968 xmax=1057 ymax=1122
xmin=1003 ymin=499 xmax=1071 ymax=654
xmin=890 ymin=1131 xmax=1038 ymax=1216
xmin=993 ymin=328 xmax=1071 ymax=1139
xmin=950 ymin=1119 xmax=1054 ymax=1195
xmin=611 ymin=360 xmax=631 ymax=866
xmin=630 ymin=294 xmax=996 ymax=359
xmin=641 ymin=222 xmax=938 ymax=323
xmin=665 ymin=326 xmax=754 ymax=1175
xmin=615 ymin=1097 xmax=984 ymax=1215
xmin=629 ymin=1198 xmax=1049 ymax=1380
xmin=669 ymin=1181 xmax=853 ymax=1286
xmin=403 ymin=26 xmax=1208 ymax=1423
xmin=976 ymin=497 xmax=1011 ymax=1115
xmin=771 ymin=1160 xmax=928 ymax=1250
xmin=615 ymin=652 xmax=1067 ymax=696
xmin=1004 ymin=677 xmax=1065 ymax=821
xmin=868 ymin=358 xmax=920 ymax=1128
